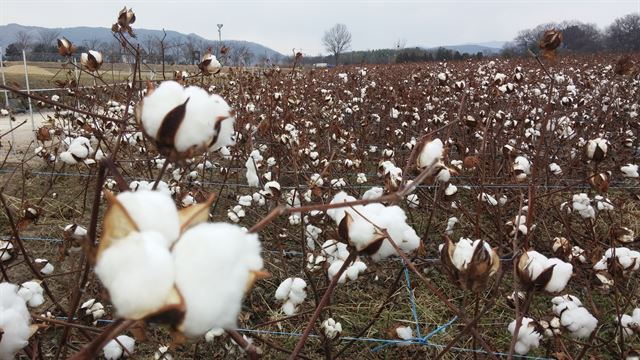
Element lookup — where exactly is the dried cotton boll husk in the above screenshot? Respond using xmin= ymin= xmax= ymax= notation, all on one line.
xmin=172 ymin=223 xmax=265 ymax=337
xmin=0 ymin=283 xmax=32 ymax=360
xmin=137 ymin=81 xmax=235 ymax=158
xmin=95 ymin=231 xmax=177 ymax=320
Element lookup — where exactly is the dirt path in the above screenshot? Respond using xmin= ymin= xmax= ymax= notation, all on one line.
xmin=1 ymin=111 xmax=52 ymax=158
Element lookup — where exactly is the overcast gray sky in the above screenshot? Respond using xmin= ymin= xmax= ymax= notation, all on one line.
xmin=1 ymin=0 xmax=639 ymax=54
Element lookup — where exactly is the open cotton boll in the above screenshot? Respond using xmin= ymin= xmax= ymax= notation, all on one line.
xmin=245 ymin=150 xmax=262 ymax=187
xmin=139 ymin=81 xmax=235 ymax=155
xmin=322 ymin=318 xmax=342 ymax=339
xmin=115 ymin=190 xmax=180 ymax=247
xmin=103 ymin=335 xmax=135 ymax=359
xmin=173 ymin=223 xmax=263 ymax=337
xmin=519 ymin=251 xmax=573 ymax=292
xmin=17 ymin=281 xmax=44 ymax=307
xmin=551 ymin=295 xmax=597 ymax=338
xmin=416 ymin=138 xmax=443 ymax=169
xmin=362 ymin=187 xmax=384 ymax=200
xmin=275 ymin=277 xmax=307 ymax=315
xmin=0 ymin=283 xmax=31 ymax=360
xmin=508 ymin=317 xmax=542 ymax=355
xmin=95 ymin=231 xmax=175 ymax=319
xmin=621 ymin=164 xmax=639 ymax=178
xmin=396 ymin=325 xmax=414 ymax=340
xmin=326 ymin=192 xmax=357 ymax=224
xmin=204 ymin=327 xmax=225 ymax=342
xmin=35 ymin=258 xmax=54 ymax=275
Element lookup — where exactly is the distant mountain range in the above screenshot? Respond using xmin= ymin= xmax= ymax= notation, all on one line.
xmin=0 ymin=23 xmax=283 ymax=61
xmin=423 ymin=41 xmax=506 ymax=55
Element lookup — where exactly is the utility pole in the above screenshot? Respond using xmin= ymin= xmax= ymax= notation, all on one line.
xmin=217 ymin=24 xmax=223 ymax=58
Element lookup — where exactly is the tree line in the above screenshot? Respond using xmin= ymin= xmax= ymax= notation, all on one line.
xmin=2 ymin=29 xmax=263 ymax=66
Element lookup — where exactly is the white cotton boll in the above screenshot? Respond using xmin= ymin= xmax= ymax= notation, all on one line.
xmin=327 ymin=192 xmax=357 ymax=224
xmin=274 ymin=278 xmax=292 ymax=301
xmin=478 ymin=193 xmax=498 ymax=206
xmin=238 ymin=195 xmax=252 ymax=207
xmin=35 ymin=258 xmax=54 ymax=275
xmin=508 ymin=317 xmax=541 ymax=355
xmin=594 ymin=195 xmax=614 ymax=211
xmin=116 ymin=190 xmax=180 ymax=247
xmin=322 ymin=318 xmax=342 ymax=339
xmin=396 ymin=326 xmax=413 ymax=340
xmin=67 ymin=137 xmax=93 ymax=161
xmin=263 ymin=181 xmax=281 ymax=196
xmin=560 ymin=307 xmax=598 ymax=338
xmin=205 ymin=328 xmax=225 ymax=342
xmin=444 ymin=183 xmax=457 ymax=196
xmin=327 ymin=260 xmax=348 ymax=283
xmin=0 ymin=283 xmax=31 ymax=360
xmin=362 ymin=187 xmax=383 ymax=200
xmin=173 ymin=223 xmax=263 ymax=337
xmin=406 ymin=194 xmax=419 ymax=208
xmin=572 ymin=193 xmax=595 ymax=219
xmin=417 ymin=138 xmax=443 ymax=168
xmin=345 ymin=260 xmax=367 ymax=280
xmin=549 ymin=162 xmax=563 ymax=175
xmin=59 ymin=151 xmax=79 ymax=164
xmin=154 ymin=345 xmax=173 ymax=360
xmin=621 ymin=164 xmax=639 ymax=178
xmin=356 ymin=173 xmax=367 ymax=184
xmin=17 ymin=281 xmax=44 ymax=307
xmin=0 ymin=241 xmax=14 ymax=262
xmin=181 ymin=194 xmax=196 ymax=208
xmin=545 ymin=258 xmax=573 ymax=293
xmin=445 ymin=217 xmax=458 ymax=235
xmin=140 ymin=81 xmax=234 ymax=154
xmin=95 ymin=231 xmax=175 ymax=319
xmin=103 ymin=335 xmax=135 ymax=359
xmin=245 ymin=151 xmax=262 ymax=187
xmin=513 ymin=156 xmax=531 ymax=174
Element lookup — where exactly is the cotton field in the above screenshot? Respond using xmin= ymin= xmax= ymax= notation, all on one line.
xmin=1 ymin=6 xmax=640 ymax=360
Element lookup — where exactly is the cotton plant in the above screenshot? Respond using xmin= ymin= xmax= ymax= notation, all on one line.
xmin=550 ymin=295 xmax=598 ymax=338
xmin=327 ymin=192 xmax=420 ymax=261
xmin=584 ymin=138 xmax=608 ymax=161
xmin=439 ymin=237 xmax=500 ymax=292
xmin=0 ymin=283 xmax=33 ymax=359
xmin=0 ymin=241 xmax=14 ymax=262
xmin=508 ymin=317 xmax=543 ymax=355
xmin=102 ymin=335 xmax=135 ymax=360
xmin=136 ymin=81 xmax=235 ymax=159
xmin=516 ymin=250 xmax=573 ymax=293
xmin=94 ymin=190 xmax=266 ymax=338
xmin=274 ymin=277 xmax=307 ymax=316
xmin=512 ymin=156 xmax=531 ymax=181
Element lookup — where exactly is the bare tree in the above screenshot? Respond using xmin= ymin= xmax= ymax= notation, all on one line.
xmin=605 ymin=13 xmax=640 ymax=52
xmin=83 ymin=38 xmax=102 ymax=50
xmin=322 ymin=23 xmax=352 ymax=65
xmin=15 ymin=30 xmax=32 ymax=52
xmin=37 ymin=29 xmax=61 ymax=47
